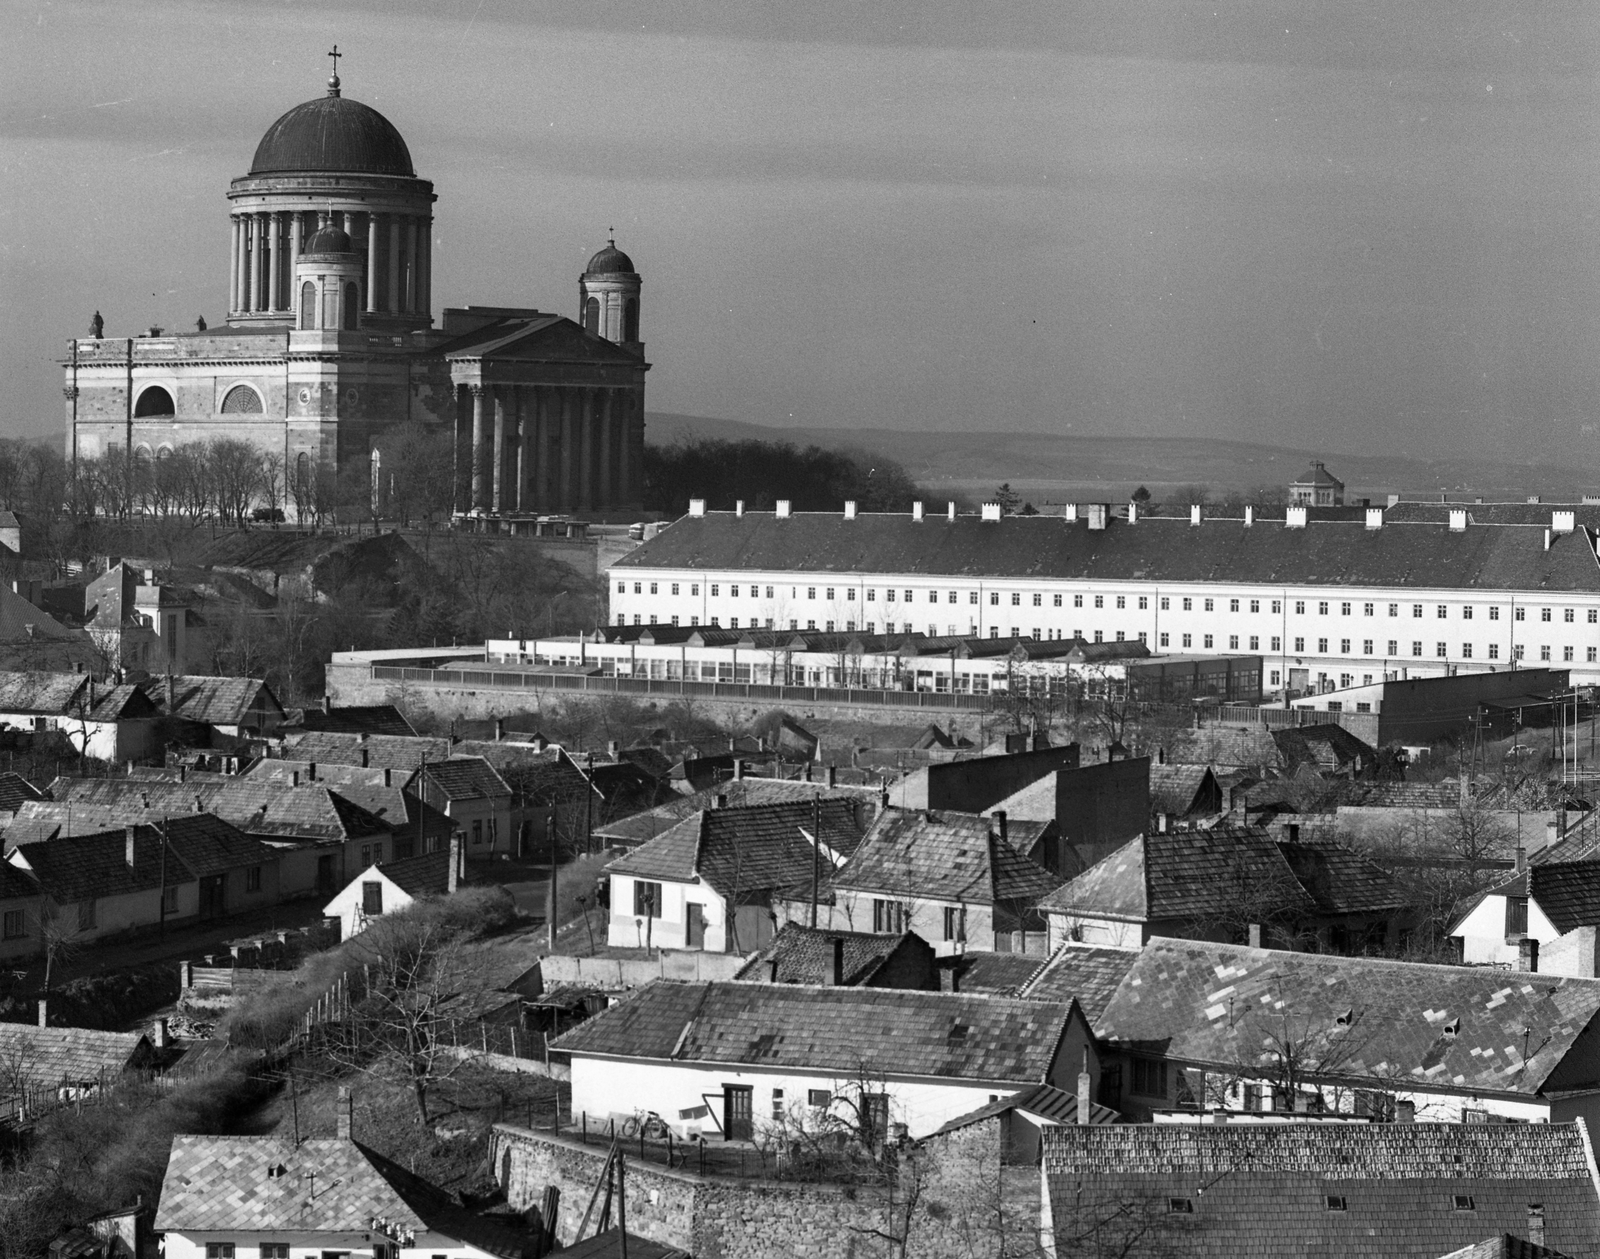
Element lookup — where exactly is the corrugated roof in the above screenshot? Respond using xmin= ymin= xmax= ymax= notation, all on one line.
xmin=552 ymin=981 xmax=1074 ymax=1083
xmin=832 ymin=808 xmax=1063 ymax=906
xmin=613 ymin=511 xmax=1600 ymax=594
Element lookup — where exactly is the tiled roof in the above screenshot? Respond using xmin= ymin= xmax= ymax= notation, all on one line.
xmin=45 ymin=778 xmax=390 ymax=843
xmin=1339 ymin=782 xmax=1472 ymax=810
xmin=282 ymin=730 xmax=451 ymax=771
xmin=141 ymin=675 xmax=280 ymax=725
xmin=1481 ymin=862 xmax=1600 ymax=935
xmin=985 ymin=774 xmax=1059 ymax=822
xmin=552 ymin=981 xmax=1075 ymax=1083
xmin=611 ymin=510 xmax=1600 ymax=594
xmin=1273 ymin=723 xmax=1377 ymax=774
xmin=244 ymin=761 xmax=451 ymax=845
xmin=0 ymin=1025 xmax=150 ymax=1089
xmin=454 ymin=744 xmax=593 ymax=803
xmin=0 ymin=858 xmax=40 ymax=900
xmin=160 ymin=813 xmax=279 ymax=878
xmin=374 ymin=850 xmax=453 ymax=898
xmin=0 ymin=771 xmax=46 ymax=813
xmin=1534 ymin=810 xmax=1600 ymax=865
xmin=8 ymin=826 xmax=197 ymax=902
xmin=617 ymin=746 xmax=676 ymax=779
xmin=734 ymin=925 xmax=924 ymax=986
xmin=832 ymin=808 xmax=1063 ymax=906
xmin=607 ymin=799 xmax=867 ymax=902
xmin=1040 ymin=1123 xmax=1600 ymax=1258
xmin=1148 ymin=764 xmax=1217 ymax=816
xmin=595 ymin=776 xmax=879 ymax=845
xmin=1439 ymin=1238 xmax=1578 ymax=1259
xmin=1096 ymin=938 xmax=1600 ymax=1100
xmin=421 ymin=756 xmax=511 ymax=801
xmin=296 ymin=704 xmax=417 ymax=737
xmin=86 ymin=682 xmax=159 ymax=722
xmin=1017 ymin=942 xmax=1140 ymax=1022
xmin=0 ymin=670 xmax=86 ymax=715
xmin=931 ymin=1080 xmax=1119 ymax=1135
xmin=943 ymin=950 xmax=1047 ymax=996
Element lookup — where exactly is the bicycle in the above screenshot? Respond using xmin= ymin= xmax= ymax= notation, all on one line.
xmin=620 ymin=1109 xmax=670 ymax=1140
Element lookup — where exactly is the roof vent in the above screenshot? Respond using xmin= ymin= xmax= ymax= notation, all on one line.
xmin=1448 ymin=509 xmax=1467 ymax=532
xmin=981 ymin=503 xmax=1002 ymax=522
xmin=776 ymin=500 xmax=791 ymax=519
xmin=1285 ymin=506 xmax=1308 ymax=529
xmin=843 ymin=501 xmax=856 ymax=520
xmin=912 ymin=501 xmax=925 ymax=522
xmin=1366 ymin=508 xmax=1383 ymax=530
xmin=1244 ymin=506 xmax=1254 ymax=527
xmin=1552 ymin=510 xmax=1576 ymax=535
xmin=1442 ymin=1016 xmax=1460 ymax=1039
xmin=1189 ymin=504 xmax=1202 ymax=526
xmin=688 ymin=498 xmax=706 ymax=518
xmin=735 ymin=499 xmax=745 ymax=517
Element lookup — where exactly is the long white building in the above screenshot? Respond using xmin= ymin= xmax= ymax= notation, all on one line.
xmin=608 ymin=499 xmax=1600 ymax=697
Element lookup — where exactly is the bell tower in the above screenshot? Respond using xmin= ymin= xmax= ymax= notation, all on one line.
xmin=579 ymin=235 xmax=642 ymax=351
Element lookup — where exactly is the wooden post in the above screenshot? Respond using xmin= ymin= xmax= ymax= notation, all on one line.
xmin=617 ymin=1148 xmax=629 ymax=1259
xmin=548 ymin=807 xmax=559 ymax=952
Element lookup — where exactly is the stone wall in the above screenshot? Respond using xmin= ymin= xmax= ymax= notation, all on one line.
xmin=490 ymin=1122 xmax=1036 ymax=1259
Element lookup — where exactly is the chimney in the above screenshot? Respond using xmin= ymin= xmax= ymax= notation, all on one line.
xmin=166 ymin=675 xmax=175 ymax=711
xmin=688 ymin=498 xmax=707 ymax=517
xmin=1518 ymin=937 xmax=1540 ymax=972
xmin=733 ymin=758 xmax=744 ymax=781
xmin=1228 ymin=785 xmax=1242 ymax=814
xmin=994 ymin=809 xmax=1008 ymax=848
xmin=830 ymin=937 xmax=846 ymax=986
xmin=152 ymin=1017 xmax=169 ymax=1049
xmin=826 ymin=765 xmax=837 ymax=788
xmin=981 ymin=503 xmax=1002 ymax=522
xmin=448 ymin=831 xmax=462 ymax=894
xmin=715 ymin=793 xmax=728 ymax=809
xmin=768 ymin=958 xmax=780 ymax=982
xmin=1077 ymin=1049 xmax=1093 ymax=1125
xmin=307 ymin=762 xmax=317 ymax=782
xmin=1157 ymin=811 xmax=1169 ymax=834
xmin=1085 ymin=503 xmax=1108 ymax=531
xmin=1127 ymin=501 xmax=1138 ymax=525
xmin=179 ymin=960 xmax=192 ymax=989
xmin=1157 ymin=746 xmax=1166 ymax=765
xmin=322 ymin=694 xmax=331 ymax=714
xmin=1285 ymin=506 xmax=1308 ymax=529
xmin=125 ymin=825 xmax=137 ymax=869
xmin=912 ymin=501 xmax=925 ymax=523
xmin=1189 ymin=504 xmax=1202 ymax=526
xmin=1528 ymin=1204 xmax=1546 ymax=1247
xmin=1243 ymin=506 xmax=1254 ymax=527
xmin=947 ymin=501 xmax=956 ymax=522
xmin=291 ymin=770 xmax=300 ymax=788
xmin=803 ymin=763 xmax=812 ymax=783
xmin=842 ymin=501 xmax=856 ymax=520
xmin=1395 ymin=1100 xmax=1415 ymax=1123
xmin=1552 ymin=510 xmax=1576 ymax=535
xmin=1064 ymin=503 xmax=1078 ymax=521
xmin=1544 ymin=528 xmax=1552 ymax=551
xmin=1365 ymin=507 xmax=1383 ymax=530
xmin=383 ymin=767 xmax=392 ymax=787
xmin=1286 ymin=822 xmax=1300 ymax=843
xmin=608 ymin=739 xmax=620 ymax=760
xmin=336 ymin=1086 xmax=353 ymax=1140
xmin=495 ymin=717 xmax=505 ymax=742
xmin=775 ymin=500 xmax=791 ymax=519
xmin=1517 ymin=844 xmax=1528 ymax=873
xmin=1247 ymin=923 xmax=1263 ymax=949
xmin=1448 ymin=508 xmax=1467 ymax=532
xmin=736 ymin=499 xmax=746 ymax=517
xmin=360 ymin=748 xmax=369 ymax=769
xmin=179 ymin=764 xmax=187 ymax=784
xmin=37 ymin=997 xmax=47 ymax=1028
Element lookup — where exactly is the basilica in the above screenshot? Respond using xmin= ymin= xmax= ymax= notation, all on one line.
xmin=62 ymin=59 xmax=649 ymax=520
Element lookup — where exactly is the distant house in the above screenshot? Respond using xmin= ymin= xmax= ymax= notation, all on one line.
xmin=1147 ymin=762 xmax=1222 ymax=821
xmin=981 ymin=757 xmax=1152 ymax=876
xmin=0 ymin=584 xmax=99 ymax=674
xmin=6 ymin=826 xmax=200 ymax=947
xmin=0 ymin=1024 xmax=155 ymax=1119
xmin=604 ymin=799 xmax=868 ymax=952
xmin=245 ymin=758 xmax=456 ymax=860
xmin=1041 ymin=1122 xmax=1600 ymax=1258
xmin=413 ymin=757 xmax=515 ymax=856
xmin=808 ymin=807 xmax=1062 ymax=955
xmin=295 ymin=701 xmax=417 ymax=737
xmin=0 ymin=671 xmax=156 ymax=762
xmin=1272 ymin=722 xmax=1379 ymax=778
xmin=734 ymin=923 xmax=939 ymax=990
xmin=142 ymin=674 xmax=285 ymax=739
xmin=85 ymin=561 xmax=188 ymax=676
xmin=551 ymin=981 xmax=1101 ymax=1141
xmin=930 ymin=1081 xmax=1119 ymax=1166
xmin=0 ymin=770 xmax=46 ymax=822
xmin=1039 ymin=825 xmax=1410 ymax=953
xmin=323 ymin=842 xmax=463 ymax=940
xmin=1289 ymin=459 xmax=1345 ymax=506
xmin=592 ymin=773 xmax=881 ymax=850
xmin=1451 ymin=861 xmax=1600 ymax=976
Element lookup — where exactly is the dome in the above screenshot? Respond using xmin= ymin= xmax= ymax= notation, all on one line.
xmin=250 ymin=93 xmax=415 ymax=177
xmin=302 ymin=224 xmax=354 ymax=254
xmin=585 ymin=242 xmax=636 ymax=275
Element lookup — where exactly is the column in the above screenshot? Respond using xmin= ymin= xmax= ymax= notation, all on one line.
xmin=405 ymin=217 xmax=419 ymax=312
xmin=418 ymin=221 xmax=431 ymax=319
xmin=491 ymin=387 xmax=506 ymax=514
xmin=469 ymin=385 xmax=487 ymax=511
xmin=597 ymin=390 xmax=614 ymax=508
xmin=531 ymin=386 xmax=548 ymax=512
xmin=289 ymin=214 xmax=303 ymax=320
xmin=616 ymin=392 xmax=632 ymax=505
xmin=268 ymin=212 xmax=282 ymax=312
xmin=577 ymin=389 xmax=595 ymax=510
xmin=387 ymin=215 xmax=401 ymax=314
xmin=229 ymin=218 xmax=240 ymax=314
xmin=559 ymin=390 xmax=575 ymax=511
xmin=342 ymin=210 xmax=356 ymax=238
xmin=247 ymin=215 xmax=261 ymax=314
xmin=366 ymin=213 xmax=380 ymax=313
xmin=515 ymin=387 xmax=528 ymax=513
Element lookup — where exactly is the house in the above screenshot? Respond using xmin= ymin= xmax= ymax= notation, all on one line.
xmin=550 ymin=980 xmax=1101 ymax=1141
xmin=0 ymin=1023 xmax=155 ymax=1119
xmin=733 ymin=924 xmax=939 ymax=990
xmin=0 ymin=770 xmax=47 ymax=821
xmin=929 ymin=1081 xmax=1119 ymax=1167
xmin=0 ymin=584 xmax=99 ymax=674
xmin=1452 ymin=861 xmax=1600 ymax=976
xmin=413 ymin=757 xmax=516 ymax=856
xmin=453 ymin=740 xmax=599 ymax=856
xmin=323 ymin=840 xmax=463 ymax=939
xmin=282 ymin=729 xmax=452 ymax=771
xmin=1090 ymin=937 xmax=1600 ymax=1126
xmin=1272 ymin=721 xmax=1380 ymax=778
xmin=937 ymin=949 xmax=1045 ymax=995
xmin=0 ymin=671 xmax=157 ymax=762
xmin=85 ymin=561 xmax=188 ymax=676
xmin=887 ymin=743 xmax=1081 ymax=812
xmin=0 ymin=860 xmax=42 ymax=962
xmin=805 ymin=806 xmax=1062 ymax=955
xmin=1147 ymin=762 xmax=1223 ymax=821
xmin=155 ymin=1113 xmax=530 ymax=1258
xmin=295 ymin=701 xmax=417 ymax=737
xmin=592 ymin=772 xmax=881 ymax=849
xmin=604 ymin=798 xmax=868 ymax=952
xmin=1014 ymin=940 xmax=1140 ymax=1020
xmin=1041 ymin=1122 xmax=1600 ymax=1258
xmin=141 ymin=674 xmax=285 ymax=739
xmin=1289 ymin=458 xmax=1346 ymax=506
xmin=1038 ymin=825 xmax=1411 ymax=953
xmin=245 ymin=759 xmax=457 ymax=859
xmin=47 ymin=1198 xmax=153 ymax=1259
xmin=981 ymin=757 xmax=1152 ymax=877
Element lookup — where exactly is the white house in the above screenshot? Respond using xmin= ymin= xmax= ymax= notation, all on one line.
xmin=323 ymin=840 xmax=463 ymax=940
xmin=1451 ymin=860 xmax=1600 ymax=976
xmin=551 ymin=980 xmax=1103 ymax=1142
xmin=603 ymin=798 xmax=867 ymax=952
xmin=0 ymin=671 xmax=158 ymax=762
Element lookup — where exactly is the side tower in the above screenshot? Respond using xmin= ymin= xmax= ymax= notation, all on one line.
xmin=579 ymin=237 xmax=643 ymax=351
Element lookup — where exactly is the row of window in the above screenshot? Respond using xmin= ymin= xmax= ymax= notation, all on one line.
xmin=1152 ymin=632 xmax=1594 ymax=664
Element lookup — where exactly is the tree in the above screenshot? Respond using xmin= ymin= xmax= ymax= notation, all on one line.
xmin=643 ymin=436 xmax=928 ymax=516
xmin=992 ymin=483 xmax=1020 ymax=515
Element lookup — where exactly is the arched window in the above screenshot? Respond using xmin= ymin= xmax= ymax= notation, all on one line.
xmin=133 ymin=444 xmax=152 ymax=463
xmin=221 ymin=385 xmax=263 ymax=414
xmin=133 ymin=386 xmax=175 ymax=417
xmin=584 ymin=296 xmax=599 ymax=334
xmin=299 ymin=281 xmax=316 ymax=330
xmin=623 ymin=298 xmax=639 ymax=343
xmin=322 ymin=283 xmax=339 ymax=330
xmin=156 ymin=445 xmax=173 ymax=460
xmin=343 ymin=283 xmax=359 ymax=330
xmin=295 ymin=451 xmax=311 ymax=488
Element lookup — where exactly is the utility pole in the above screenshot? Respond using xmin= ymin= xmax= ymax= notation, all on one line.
xmin=810 ymin=796 xmax=820 ymax=930
xmin=157 ymin=816 xmax=169 ymax=941
xmin=583 ymin=753 xmax=594 ymax=856
xmin=547 ymin=807 xmax=559 ymax=952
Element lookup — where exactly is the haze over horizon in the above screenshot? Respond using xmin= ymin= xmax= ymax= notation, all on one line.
xmin=4 ymin=1 xmax=1599 ymax=468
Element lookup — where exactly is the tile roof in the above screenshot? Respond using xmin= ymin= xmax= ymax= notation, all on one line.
xmin=1534 ymin=810 xmax=1600 ymax=865
xmin=612 ymin=510 xmax=1600 ymax=595
xmin=734 ymin=924 xmax=926 ymax=987
xmin=44 ymin=777 xmax=390 ymax=843
xmin=1040 ymin=1122 xmax=1600 ymax=1258
xmin=284 ymin=730 xmax=453 ymax=772
xmin=141 ymin=675 xmax=281 ymax=725
xmin=0 ymin=858 xmax=40 ymax=900
xmin=296 ymin=704 xmax=417 ymax=737
xmin=943 ymin=950 xmax=1048 ymax=996
xmin=0 ymin=670 xmax=86 ymax=715
xmin=930 ymin=1080 xmax=1119 ymax=1135
xmin=832 ymin=808 xmax=1063 ymax=906
xmin=0 ymin=771 xmax=46 ymax=814
xmin=0 ymin=1025 xmax=150 ymax=1089
xmin=607 ymin=799 xmax=868 ymax=903
xmin=1016 ymin=942 xmax=1141 ymax=1021
xmin=1148 ymin=764 xmax=1218 ymax=816
xmin=85 ymin=682 xmax=159 ymax=722
xmin=159 ymin=813 xmax=279 ymax=878
xmin=1482 ymin=862 xmax=1600 ymax=935
xmin=8 ymin=826 xmax=198 ymax=903
xmin=595 ymin=776 xmax=879 ymax=845
xmin=245 ymin=761 xmax=453 ymax=846
xmin=552 ymin=981 xmax=1075 ymax=1084
xmin=1439 ymin=1239 xmax=1577 ymax=1259
xmin=1096 ymin=938 xmax=1600 ymax=1100
xmin=374 ymin=850 xmax=453 ymax=898
xmin=1273 ymin=722 xmax=1378 ymax=774
xmin=420 ymin=756 xmax=512 ymax=801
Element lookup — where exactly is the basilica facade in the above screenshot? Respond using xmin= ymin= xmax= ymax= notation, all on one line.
xmin=62 ymin=64 xmax=648 ymax=519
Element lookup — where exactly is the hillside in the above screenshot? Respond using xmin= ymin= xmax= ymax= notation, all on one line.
xmin=644 ymin=412 xmax=1600 ymax=505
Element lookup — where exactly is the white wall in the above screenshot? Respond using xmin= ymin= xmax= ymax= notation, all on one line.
xmin=324 ymin=864 xmax=417 ymax=939
xmin=606 ymin=872 xmax=730 ymax=952
xmin=1046 ymin=910 xmax=1144 ymax=951
xmin=1454 ymin=891 xmax=1565 ymax=969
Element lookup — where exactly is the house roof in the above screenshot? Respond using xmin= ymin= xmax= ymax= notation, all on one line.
xmin=1040 ymin=1122 xmax=1600 ymax=1258
xmin=733 ymin=924 xmax=926 ymax=987
xmin=1534 ymin=809 xmax=1600 ymax=865
xmin=1148 ymin=764 xmax=1217 ymax=816
xmin=607 ymin=799 xmax=867 ymax=903
xmin=831 ymin=808 xmax=1063 ymax=906
xmin=296 ymin=704 xmax=417 ymax=737
xmin=0 ymin=858 xmax=40 ymax=900
xmin=159 ymin=813 xmax=279 ymax=878
xmin=0 ymin=670 xmax=86 ymax=716
xmin=0 ymin=1024 xmax=150 ymax=1089
xmin=942 ymin=950 xmax=1048 ymax=997
xmin=44 ymin=778 xmax=391 ymax=844
xmin=8 ymin=826 xmax=198 ymax=902
xmin=611 ymin=510 xmax=1600 ymax=594
xmin=1016 ymin=942 xmax=1141 ymax=1022
xmin=141 ymin=675 xmax=281 ymax=725
xmin=1439 ymin=1239 xmax=1577 ymax=1259
xmin=0 ymin=771 xmax=46 ymax=813
xmin=984 ymin=773 xmax=1059 ymax=822
xmin=551 ymin=981 xmax=1076 ymax=1084
xmin=243 ymin=761 xmax=453 ymax=845
xmin=1273 ymin=723 xmax=1378 ymax=774
xmin=931 ymin=1080 xmax=1119 ymax=1136
xmin=86 ymin=682 xmax=159 ymax=722
xmin=373 ymin=850 xmax=453 ymax=898
xmin=1480 ymin=862 xmax=1600 ymax=935
xmin=282 ymin=730 xmax=452 ymax=771
xmin=420 ymin=756 xmax=511 ymax=801
xmin=1095 ymin=938 xmax=1600 ymax=1100
xmin=595 ymin=776 xmax=878 ymax=845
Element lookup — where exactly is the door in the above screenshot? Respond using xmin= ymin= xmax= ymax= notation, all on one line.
xmin=1288 ymin=668 xmax=1310 ymax=696
xmin=317 ymin=855 xmax=336 ymax=895
xmin=686 ymin=903 xmax=706 ymax=950
xmin=723 ymin=1084 xmax=753 ymax=1141
xmin=199 ymin=874 xmax=227 ymax=919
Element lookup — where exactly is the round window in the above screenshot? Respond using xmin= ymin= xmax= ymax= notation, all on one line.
xmin=344 ymin=387 xmax=360 ymax=406
xmin=297 ymin=387 xmax=312 ymax=405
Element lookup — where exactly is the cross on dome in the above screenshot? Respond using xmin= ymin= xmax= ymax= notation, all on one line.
xmin=327 ymin=45 xmax=342 ymax=97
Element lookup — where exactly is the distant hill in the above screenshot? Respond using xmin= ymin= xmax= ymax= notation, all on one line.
xmin=644 ymin=412 xmax=1599 ymax=504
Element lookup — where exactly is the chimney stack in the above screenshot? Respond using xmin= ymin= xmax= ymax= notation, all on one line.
xmin=732 ymin=758 xmax=744 ymax=782
xmin=1517 ymin=844 xmax=1528 ymax=872
xmin=608 ymin=739 xmax=620 ymax=760
xmin=826 ymin=765 xmax=837 ymax=788
xmin=1518 ymin=937 xmax=1540 ymax=972
xmin=448 ymin=832 xmax=462 ymax=894
xmin=768 ymin=958 xmax=780 ymax=982
xmin=336 ymin=1086 xmax=353 ymax=1140
xmin=1077 ymin=1049 xmax=1093 ymax=1125
xmin=125 ymin=825 xmax=137 ymax=870
xmin=495 ymin=717 xmax=505 ymax=743
xmin=1247 ymin=923 xmax=1263 ymax=949
xmin=37 ymin=997 xmax=47 ymax=1028
xmin=383 ymin=768 xmax=392 ymax=787
xmin=307 ymin=761 xmax=317 ymax=782
xmin=291 ymin=770 xmax=300 ymax=788
xmin=715 ymin=793 xmax=728 ymax=810
xmin=1396 ymin=1100 xmax=1415 ymax=1123
xmin=830 ymin=937 xmax=845 ymax=986
xmin=360 ymin=748 xmax=369 ymax=769
xmin=994 ymin=809 xmax=1008 ymax=848
xmin=1157 ymin=812 xmax=1169 ymax=834
xmin=152 ymin=1017 xmax=169 ymax=1049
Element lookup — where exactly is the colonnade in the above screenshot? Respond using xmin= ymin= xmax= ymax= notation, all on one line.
xmin=228 ymin=209 xmax=431 ymax=320
xmin=462 ymin=383 xmax=638 ymax=514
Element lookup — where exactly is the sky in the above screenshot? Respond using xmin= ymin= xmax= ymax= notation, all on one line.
xmin=3 ymin=0 xmax=1599 ymax=465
